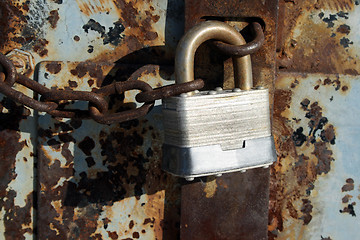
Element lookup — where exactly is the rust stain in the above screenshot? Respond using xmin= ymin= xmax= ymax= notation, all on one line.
xmin=0 ymin=97 xmax=33 ymax=239
xmin=33 ymin=39 xmax=49 ymax=57
xmin=75 ymin=0 xmax=114 ymax=17
xmin=108 ymin=231 xmax=119 ymax=239
xmin=78 ymin=136 xmax=95 ymax=156
xmin=342 ymin=194 xmax=353 ymax=203
xmin=48 ymin=10 xmax=60 ymax=28
xmin=342 ymin=178 xmax=354 ymax=192
xmin=203 ymin=176 xmax=218 ymax=198
xmin=316 ymin=0 xmax=355 ymax=11
xmin=45 ymin=62 xmax=62 ymax=74
xmin=0 ymin=1 xmax=28 ymax=52
xmin=277 ymin=0 xmax=358 ymax=74
xmin=81 ymin=0 xmax=166 ymax=63
xmin=321 ymin=237 xmax=333 ymax=240
xmin=38 ymin=77 xmax=180 ymax=239
xmin=270 ymin=74 xmax=338 ymax=239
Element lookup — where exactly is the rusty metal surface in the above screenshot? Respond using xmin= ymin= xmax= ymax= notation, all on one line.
xmin=136 ymin=79 xmax=205 ymax=103
xmin=1 ymin=0 xmax=184 ymax=239
xmin=37 ymin=62 xmax=180 ymax=239
xmin=271 ymin=1 xmax=360 ymax=239
xmin=0 ymin=0 xmax=183 ymax=64
xmin=276 ymin=0 xmax=360 ymax=75
xmin=271 ymin=72 xmax=360 ymax=240
xmin=181 ymin=169 xmax=270 ymax=240
xmin=0 ymin=54 xmax=36 ymax=239
xmin=0 ymin=98 xmax=35 ymax=240
xmin=3 ymin=0 xmax=360 ymax=240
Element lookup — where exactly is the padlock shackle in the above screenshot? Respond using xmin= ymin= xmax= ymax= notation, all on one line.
xmin=175 ymin=21 xmax=253 ymax=90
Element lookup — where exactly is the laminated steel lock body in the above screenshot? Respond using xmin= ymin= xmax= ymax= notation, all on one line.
xmin=162 ymin=21 xmax=276 ymax=180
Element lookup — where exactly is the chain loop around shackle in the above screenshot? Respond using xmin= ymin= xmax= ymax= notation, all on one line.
xmin=0 ymin=22 xmax=264 ymax=124
xmin=213 ymin=22 xmax=265 ymax=57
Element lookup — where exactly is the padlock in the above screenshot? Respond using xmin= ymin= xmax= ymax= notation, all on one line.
xmin=162 ymin=21 xmax=276 ymax=180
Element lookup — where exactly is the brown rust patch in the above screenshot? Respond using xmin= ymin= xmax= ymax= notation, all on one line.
xmin=300 ymin=199 xmax=313 ymax=225
xmin=342 ymin=178 xmax=355 ymax=192
xmin=129 ymin=220 xmax=135 ymax=229
xmin=75 ymin=0 xmax=114 ymax=17
xmin=133 ymin=231 xmax=140 ymax=238
xmin=342 ymin=194 xmax=353 ymax=203
xmin=48 ymin=10 xmax=60 ymax=28
xmin=316 ymin=0 xmax=355 ymax=11
xmin=70 ymin=62 xmax=104 ymax=84
xmin=341 ymin=85 xmax=349 ymax=91
xmin=0 ymin=98 xmax=33 ymax=239
xmin=277 ymin=0 xmax=358 ymax=74
xmin=108 ymin=231 xmax=118 ymax=239
xmin=88 ymin=79 xmax=94 ymax=87
xmin=68 ymin=80 xmax=78 ymax=88
xmin=321 ymin=237 xmax=333 ymax=240
xmin=33 ymin=39 xmax=49 ymax=57
xmin=270 ymin=79 xmax=337 ymax=238
xmin=0 ymin=2 xmax=28 ymax=52
xmin=45 ymin=62 xmax=62 ymax=74
xmin=336 ymin=24 xmax=351 ymax=34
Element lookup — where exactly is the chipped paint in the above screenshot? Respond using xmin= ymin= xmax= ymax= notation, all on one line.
xmin=271 ymin=73 xmax=360 ymax=239
xmin=36 ymin=61 xmax=179 ymax=239
xmin=203 ymin=176 xmax=218 ymax=198
xmin=277 ymin=0 xmax=360 ymax=74
xmin=1 ymin=0 xmax=183 ymax=239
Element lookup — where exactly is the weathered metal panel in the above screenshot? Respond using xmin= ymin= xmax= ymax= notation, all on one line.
xmin=271 ymin=73 xmax=360 ymax=240
xmin=37 ymin=62 xmax=180 ymax=239
xmin=276 ymin=0 xmax=360 ymax=75
xmin=272 ymin=0 xmax=360 ymax=239
xmin=181 ymin=169 xmax=270 ymax=240
xmin=3 ymin=0 xmax=360 ymax=240
xmin=1 ymin=0 xmax=184 ymax=239
xmin=0 ymin=99 xmax=35 ymax=240
xmin=0 ymin=1 xmax=38 ymax=239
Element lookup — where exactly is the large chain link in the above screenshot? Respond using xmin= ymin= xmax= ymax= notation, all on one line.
xmin=0 ymin=53 xmax=204 ymax=124
xmin=0 ymin=22 xmax=263 ymax=124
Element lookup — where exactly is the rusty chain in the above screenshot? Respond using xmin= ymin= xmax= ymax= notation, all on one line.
xmin=0 ymin=22 xmax=264 ymax=124
xmin=0 ymin=55 xmax=204 ymax=124
xmin=213 ymin=22 xmax=265 ymax=57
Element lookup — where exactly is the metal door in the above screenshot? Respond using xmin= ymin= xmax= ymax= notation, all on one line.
xmin=0 ymin=1 xmax=359 ymax=240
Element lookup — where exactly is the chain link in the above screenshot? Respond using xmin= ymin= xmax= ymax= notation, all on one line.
xmin=0 ymin=53 xmax=205 ymax=124
xmin=213 ymin=22 xmax=265 ymax=57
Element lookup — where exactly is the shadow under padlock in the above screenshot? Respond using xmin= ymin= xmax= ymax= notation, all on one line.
xmin=161 ymin=20 xmax=277 ymax=181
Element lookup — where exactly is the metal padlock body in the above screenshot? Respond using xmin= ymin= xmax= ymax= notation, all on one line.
xmin=162 ymin=21 xmax=276 ymax=179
